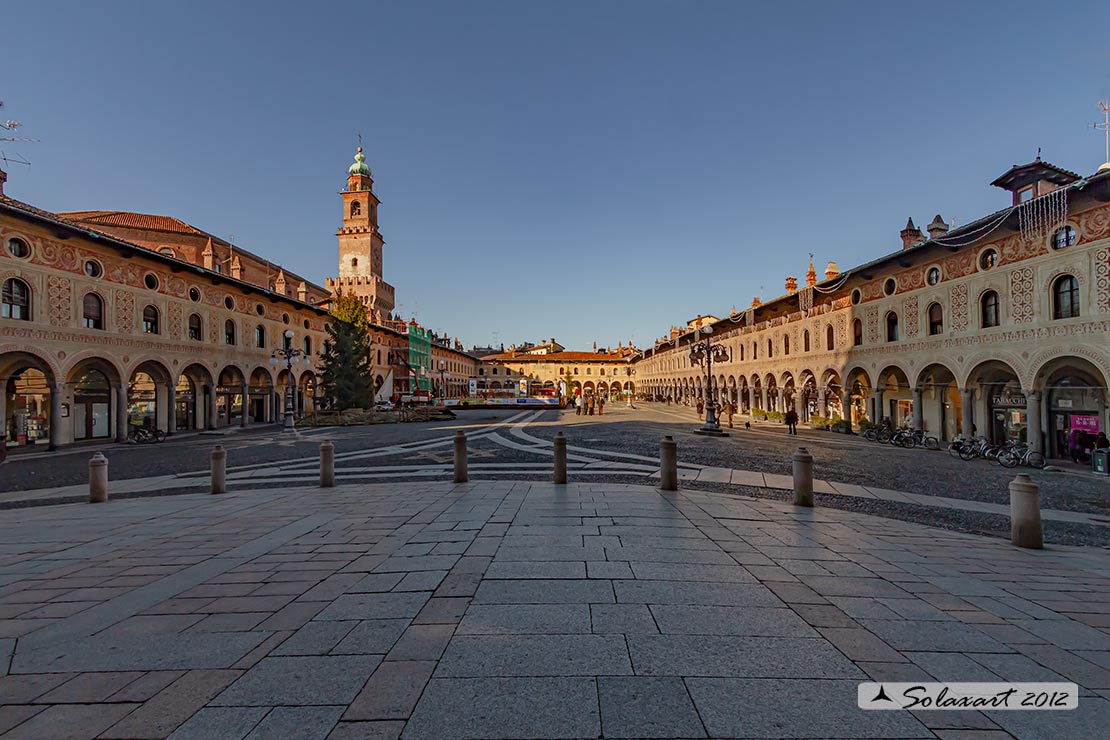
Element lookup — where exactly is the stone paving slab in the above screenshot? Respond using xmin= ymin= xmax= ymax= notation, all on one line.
xmin=1 ymin=481 xmax=1108 ymax=738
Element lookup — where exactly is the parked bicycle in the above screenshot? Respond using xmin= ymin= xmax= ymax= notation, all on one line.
xmin=128 ymin=425 xmax=166 ymax=444
xmin=997 ymin=443 xmax=1047 ymax=469
xmin=891 ymin=427 xmax=940 ymax=450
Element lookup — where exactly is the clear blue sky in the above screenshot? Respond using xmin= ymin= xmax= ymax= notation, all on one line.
xmin=5 ymin=1 xmax=1109 ymax=351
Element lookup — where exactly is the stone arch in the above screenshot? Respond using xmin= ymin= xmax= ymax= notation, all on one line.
xmin=0 ymin=345 xmax=61 ymax=381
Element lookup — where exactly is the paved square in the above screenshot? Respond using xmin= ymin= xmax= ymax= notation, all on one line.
xmin=1 ymin=480 xmax=1108 ymax=739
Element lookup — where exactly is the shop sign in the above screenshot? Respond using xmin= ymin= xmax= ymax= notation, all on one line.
xmin=1070 ymin=415 xmax=1100 ymax=433
xmin=991 ymin=394 xmax=1027 ymax=407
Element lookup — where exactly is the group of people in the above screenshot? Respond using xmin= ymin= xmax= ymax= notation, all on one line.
xmin=1067 ymin=428 xmax=1110 ymax=464
xmin=572 ymin=393 xmax=605 ymax=416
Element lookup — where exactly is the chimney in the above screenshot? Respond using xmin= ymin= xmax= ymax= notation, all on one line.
xmin=806 ymin=261 xmax=817 ymax=288
xmin=550 ymin=337 xmax=555 ymax=345
xmin=927 ymin=214 xmax=950 ymax=239
xmin=593 ymin=341 xmax=597 ymax=352
xmin=785 ymin=276 xmax=798 ymax=294
xmin=825 ymin=261 xmax=840 ymax=280
xmin=900 ymin=218 xmax=924 ymax=250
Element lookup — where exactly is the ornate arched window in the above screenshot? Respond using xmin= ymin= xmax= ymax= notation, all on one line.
xmin=783 ymin=335 xmax=790 ymax=355
xmin=980 ymin=291 xmax=999 ymax=328
xmin=188 ymin=313 xmax=202 ymax=340
xmin=350 ymin=201 xmax=361 ymax=217
xmin=1 ymin=278 xmax=31 ymax=320
xmin=224 ymin=319 xmax=236 ymax=345
xmin=803 ymin=330 xmax=810 ymax=352
xmin=1052 ymin=275 xmax=1079 ymax=319
xmin=852 ymin=319 xmax=863 ymax=346
xmin=303 ymin=336 xmax=312 ymax=355
xmin=82 ymin=293 xmax=104 ymax=330
xmin=142 ymin=305 xmax=159 ymax=334
xmin=826 ymin=324 xmax=834 ymax=350
xmin=928 ymin=302 xmax=943 ymax=335
xmin=885 ymin=312 xmax=899 ymax=342
xmin=255 ymin=325 xmax=266 ymax=348
xmin=767 ymin=338 xmax=773 ymax=358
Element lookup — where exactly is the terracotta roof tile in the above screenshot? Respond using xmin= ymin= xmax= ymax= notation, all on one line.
xmin=59 ymin=210 xmax=207 ymax=235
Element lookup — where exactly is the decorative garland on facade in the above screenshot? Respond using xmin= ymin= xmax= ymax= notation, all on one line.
xmin=1018 ymin=186 xmax=1067 ymax=243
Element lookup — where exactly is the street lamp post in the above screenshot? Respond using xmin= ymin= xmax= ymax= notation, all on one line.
xmin=438 ymin=359 xmax=447 ymax=403
xmin=691 ymin=325 xmax=730 ymax=437
xmin=269 ymin=329 xmax=311 ymax=432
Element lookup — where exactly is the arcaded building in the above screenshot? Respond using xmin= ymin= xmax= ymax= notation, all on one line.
xmin=634 ymin=156 xmax=1110 ymax=460
xmin=1 ymin=168 xmax=329 ymax=450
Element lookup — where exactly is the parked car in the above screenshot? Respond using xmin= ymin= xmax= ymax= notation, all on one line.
xmin=373 ymin=401 xmax=394 ymax=411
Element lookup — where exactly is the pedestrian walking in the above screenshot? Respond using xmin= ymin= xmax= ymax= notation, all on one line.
xmin=785 ymin=408 xmax=798 ymax=435
xmin=574 ymin=396 xmax=581 ymax=415
xmin=726 ymin=402 xmax=735 ymax=428
xmin=696 ymin=399 xmax=704 ymax=420
xmin=588 ymin=395 xmax=595 ymax=416
xmin=598 ymin=395 xmax=605 ymax=416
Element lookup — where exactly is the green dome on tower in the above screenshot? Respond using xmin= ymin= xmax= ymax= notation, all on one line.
xmin=348 ymin=147 xmax=372 ymax=177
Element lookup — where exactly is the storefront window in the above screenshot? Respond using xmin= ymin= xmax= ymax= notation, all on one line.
xmin=128 ymin=371 xmax=157 ymax=431
xmin=5 ymin=368 xmax=50 ymax=447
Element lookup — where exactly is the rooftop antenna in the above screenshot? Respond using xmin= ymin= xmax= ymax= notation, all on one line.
xmin=0 ymin=101 xmax=39 ymax=167
xmin=1092 ymin=101 xmax=1110 ymax=173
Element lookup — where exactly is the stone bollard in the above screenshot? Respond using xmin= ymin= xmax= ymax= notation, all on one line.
xmin=320 ymin=440 xmax=335 ymax=488
xmin=553 ymin=432 xmax=567 ymax=484
xmin=1009 ymin=474 xmax=1043 ymax=549
xmin=660 ymin=436 xmax=678 ymax=491
xmin=453 ymin=431 xmax=468 ymax=483
xmin=210 ymin=444 xmax=227 ymax=495
xmin=88 ymin=452 xmax=108 ymax=503
xmin=792 ymin=447 xmax=814 ymax=507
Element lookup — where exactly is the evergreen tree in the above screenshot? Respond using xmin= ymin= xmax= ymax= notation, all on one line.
xmin=319 ymin=293 xmax=373 ymax=410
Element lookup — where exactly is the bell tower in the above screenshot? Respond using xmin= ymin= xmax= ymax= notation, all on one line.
xmin=327 ymin=146 xmax=395 ymax=323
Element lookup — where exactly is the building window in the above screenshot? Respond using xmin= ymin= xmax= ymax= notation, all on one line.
xmin=1052 ymin=275 xmax=1080 ymax=319
xmin=350 ymin=201 xmax=361 ymax=217
xmin=1052 ymin=225 xmax=1077 ymax=250
xmin=826 ymin=325 xmax=834 ymax=350
xmin=926 ymin=266 xmax=941 ymax=286
xmin=84 ymin=260 xmax=103 ymax=278
xmin=886 ymin=312 xmax=899 ymax=341
xmin=586 ymin=368 xmax=591 ymax=375
xmin=927 ymin=302 xmax=943 ymax=335
xmin=255 ymin=325 xmax=266 ymax=348
xmin=224 ymin=319 xmax=236 ymax=345
xmin=600 ymin=368 xmax=605 ymax=375
xmin=767 ymin=339 xmax=773 ymax=358
xmin=82 ymin=293 xmax=104 ymax=329
xmin=351 ymin=257 xmax=358 ymax=268
xmin=303 ymin=337 xmax=311 ymax=355
xmin=978 ymin=248 xmax=998 ymax=271
xmin=574 ymin=368 xmax=578 ymax=375
xmin=980 ymin=291 xmax=1000 ymax=328
xmin=883 ymin=278 xmax=896 ymax=296
xmin=851 ymin=289 xmax=861 ymax=305
xmin=853 ymin=318 xmax=863 ymax=346
xmin=783 ymin=335 xmax=790 ymax=355
xmin=752 ymin=342 xmax=757 ymax=359
xmin=1018 ymin=187 xmax=1034 ymax=203
xmin=159 ymin=246 xmax=175 ymax=257
xmin=283 ymin=332 xmax=292 ymax=351
xmin=1 ymin=278 xmax=31 ymax=320
xmin=224 ymin=296 xmax=234 ymax=310
xmin=142 ymin=305 xmax=159 ymax=334
xmin=144 ymin=273 xmax=159 ymax=291
xmin=6 ymin=238 xmax=30 ymax=258
xmin=738 ymin=345 xmax=744 ymax=361
xmin=803 ymin=330 xmax=810 ymax=352
xmin=188 ymin=313 xmax=202 ymax=340
xmin=189 ymin=287 xmax=201 ymax=302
